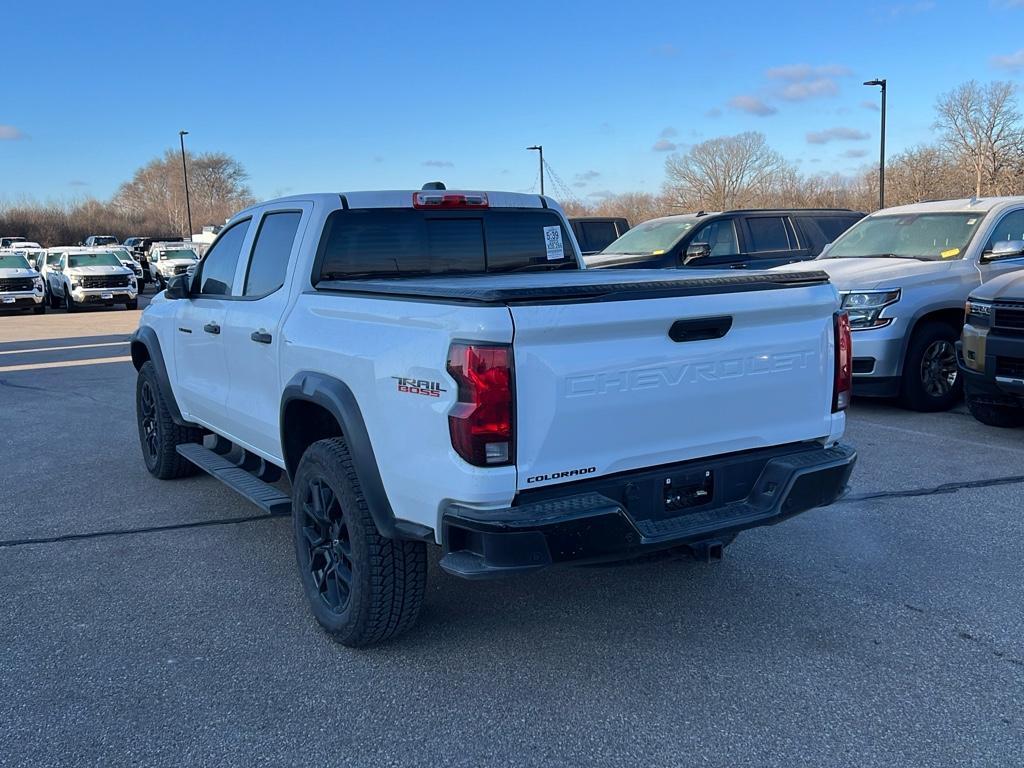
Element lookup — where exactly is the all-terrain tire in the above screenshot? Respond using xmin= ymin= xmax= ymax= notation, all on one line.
xmin=966 ymin=397 xmax=1024 ymax=428
xmin=898 ymin=322 xmax=962 ymax=412
xmin=32 ymin=302 xmax=46 ymax=314
xmin=291 ymin=437 xmax=428 ymax=647
xmin=136 ymin=361 xmax=202 ymax=479
xmin=126 ymin=298 xmax=139 ymax=310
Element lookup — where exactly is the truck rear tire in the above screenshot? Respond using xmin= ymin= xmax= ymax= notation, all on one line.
xmin=967 ymin=397 xmax=1024 ymax=428
xmin=291 ymin=437 xmax=427 ymax=647
xmin=136 ymin=361 xmax=202 ymax=479
xmin=898 ymin=322 xmax=962 ymax=412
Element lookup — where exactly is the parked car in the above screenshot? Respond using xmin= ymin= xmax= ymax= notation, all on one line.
xmin=104 ymin=245 xmax=146 ymax=288
xmin=36 ymin=249 xmax=66 ymax=304
xmin=569 ymin=217 xmax=630 ymax=255
xmin=782 ymin=196 xmax=1024 ymax=411
xmin=585 ymin=209 xmax=863 ymax=271
xmin=2 ymin=241 xmax=45 ymax=270
xmin=0 ymin=236 xmax=28 ymax=249
xmin=83 ymin=235 xmax=120 ymax=247
xmin=0 ymin=252 xmax=46 ymax=313
xmin=959 ymin=256 xmax=1024 ymax=427
xmin=131 ymin=188 xmax=856 ymax=646
xmin=148 ymin=243 xmax=199 ymax=289
xmin=47 ymin=249 xmax=138 ymax=311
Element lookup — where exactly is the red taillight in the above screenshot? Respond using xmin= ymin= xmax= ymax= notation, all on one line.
xmin=446 ymin=343 xmax=513 ymax=466
xmin=833 ymin=311 xmax=852 ymax=412
xmin=412 ymin=191 xmax=489 ymax=209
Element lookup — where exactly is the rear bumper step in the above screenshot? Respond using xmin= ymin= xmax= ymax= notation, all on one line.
xmin=440 ymin=442 xmax=856 ymax=579
xmin=176 ymin=443 xmax=291 ymax=516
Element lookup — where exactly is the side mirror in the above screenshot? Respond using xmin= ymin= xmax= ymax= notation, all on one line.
xmin=165 ymin=273 xmax=191 ymax=300
xmin=683 ymin=242 xmax=711 ymax=265
xmin=984 ymin=239 xmax=1024 ymax=262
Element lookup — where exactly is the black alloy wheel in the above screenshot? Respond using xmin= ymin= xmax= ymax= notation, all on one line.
xmin=301 ymin=478 xmax=354 ymax=614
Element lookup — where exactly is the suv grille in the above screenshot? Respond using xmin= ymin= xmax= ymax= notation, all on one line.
xmin=996 ymin=357 xmax=1024 ymax=379
xmin=993 ymin=303 xmax=1024 ymax=334
xmin=0 ymin=277 xmax=34 ymax=292
xmin=174 ymin=264 xmax=190 ymax=275
xmin=81 ymin=275 xmax=130 ymax=289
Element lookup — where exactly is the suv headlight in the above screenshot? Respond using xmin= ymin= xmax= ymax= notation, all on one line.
xmin=841 ymin=289 xmax=901 ymax=329
xmin=33 ymin=276 xmax=43 ymax=290
xmin=964 ymin=299 xmax=992 ymax=328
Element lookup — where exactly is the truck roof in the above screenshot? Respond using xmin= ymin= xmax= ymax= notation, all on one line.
xmin=235 ymin=191 xmax=554 ymax=219
xmin=874 ymin=196 xmax=1024 ymax=215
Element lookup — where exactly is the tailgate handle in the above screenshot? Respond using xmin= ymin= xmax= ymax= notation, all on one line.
xmin=669 ymin=316 xmax=733 ymax=343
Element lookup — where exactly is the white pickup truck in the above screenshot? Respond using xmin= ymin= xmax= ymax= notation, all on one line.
xmin=131 ymin=188 xmax=856 ymax=646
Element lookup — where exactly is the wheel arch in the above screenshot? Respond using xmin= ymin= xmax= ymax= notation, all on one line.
xmin=130 ymin=327 xmax=191 ymax=426
xmin=280 ymin=372 xmax=432 ymax=542
xmin=897 ymin=305 xmax=965 ymax=373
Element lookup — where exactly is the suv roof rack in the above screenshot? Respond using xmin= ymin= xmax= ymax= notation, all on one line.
xmin=720 ymin=208 xmax=858 ymax=215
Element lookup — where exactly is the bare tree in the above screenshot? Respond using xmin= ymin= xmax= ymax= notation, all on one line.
xmin=934 ymin=80 xmax=1024 ymax=197
xmin=663 ymin=132 xmax=792 ymax=210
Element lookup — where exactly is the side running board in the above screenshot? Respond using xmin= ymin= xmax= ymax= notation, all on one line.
xmin=176 ymin=443 xmax=291 ymax=516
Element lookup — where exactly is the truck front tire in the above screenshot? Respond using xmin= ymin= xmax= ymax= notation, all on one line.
xmin=967 ymin=397 xmax=1024 ymax=428
xmin=136 ymin=361 xmax=202 ymax=479
xmin=291 ymin=437 xmax=427 ymax=647
xmin=899 ymin=322 xmax=962 ymax=412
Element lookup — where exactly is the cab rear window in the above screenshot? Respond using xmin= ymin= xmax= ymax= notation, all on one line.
xmin=315 ymin=209 xmax=578 ymax=281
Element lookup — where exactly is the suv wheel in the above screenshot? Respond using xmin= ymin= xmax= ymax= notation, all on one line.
xmin=291 ymin=438 xmax=427 ymax=647
xmin=136 ymin=361 xmax=202 ymax=479
xmin=966 ymin=397 xmax=1024 ymax=428
xmin=126 ymin=298 xmax=139 ymax=310
xmin=47 ymin=285 xmax=59 ymax=309
xmin=65 ymin=287 xmax=78 ymax=313
xmin=899 ymin=322 xmax=962 ymax=412
xmin=32 ymin=302 xmax=46 ymax=315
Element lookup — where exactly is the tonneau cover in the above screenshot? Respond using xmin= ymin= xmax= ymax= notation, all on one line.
xmin=316 ymin=269 xmax=831 ymax=305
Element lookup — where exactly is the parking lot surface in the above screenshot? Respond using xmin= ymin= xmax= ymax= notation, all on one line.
xmin=1 ymin=305 xmax=1022 ymax=768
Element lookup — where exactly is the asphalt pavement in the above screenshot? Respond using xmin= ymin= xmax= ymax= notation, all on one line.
xmin=1 ymin=300 xmax=1021 ymax=767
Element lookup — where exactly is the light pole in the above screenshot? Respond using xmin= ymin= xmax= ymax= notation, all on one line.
xmin=863 ymin=79 xmax=886 ymax=209
xmin=527 ymin=145 xmax=544 ymax=196
xmin=178 ymin=130 xmax=193 ymax=239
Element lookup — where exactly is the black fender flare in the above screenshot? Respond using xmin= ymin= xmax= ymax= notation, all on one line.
xmin=130 ymin=326 xmax=192 ymax=426
xmin=281 ymin=372 xmax=433 ymax=542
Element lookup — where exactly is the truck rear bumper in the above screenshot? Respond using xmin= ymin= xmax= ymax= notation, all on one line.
xmin=440 ymin=442 xmax=856 ymax=579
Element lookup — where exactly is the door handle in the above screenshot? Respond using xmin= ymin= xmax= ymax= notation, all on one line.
xmin=203 ymin=322 xmax=221 ymax=335
xmin=669 ymin=316 xmax=733 ymax=343
xmin=251 ymin=330 xmax=272 ymax=344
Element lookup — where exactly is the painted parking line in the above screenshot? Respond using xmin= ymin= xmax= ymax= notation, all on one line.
xmin=0 ymin=355 xmax=133 ymax=373
xmin=0 ymin=341 xmax=128 ymax=356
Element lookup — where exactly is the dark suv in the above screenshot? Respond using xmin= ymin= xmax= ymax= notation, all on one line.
xmin=584 ymin=208 xmax=863 ymax=271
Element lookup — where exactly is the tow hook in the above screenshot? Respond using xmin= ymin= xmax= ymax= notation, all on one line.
xmin=689 ymin=540 xmax=725 ymax=563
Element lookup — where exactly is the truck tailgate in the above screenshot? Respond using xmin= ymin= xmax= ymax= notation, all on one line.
xmin=511 ymin=282 xmax=838 ymax=489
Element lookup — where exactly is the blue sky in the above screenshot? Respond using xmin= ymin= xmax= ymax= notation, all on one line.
xmin=3 ymin=0 xmax=1024 ymax=205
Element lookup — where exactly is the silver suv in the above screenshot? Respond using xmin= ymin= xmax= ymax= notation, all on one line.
xmin=782 ymin=196 xmax=1024 ymax=411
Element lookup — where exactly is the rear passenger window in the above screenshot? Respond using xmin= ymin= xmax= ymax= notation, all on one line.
xmin=985 ymin=210 xmax=1024 ymax=252
xmin=747 ymin=217 xmax=791 ymax=252
xmin=196 ymin=219 xmax=249 ymax=296
xmin=245 ymin=211 xmax=302 ymax=297
xmin=316 ymin=209 xmax=576 ymax=280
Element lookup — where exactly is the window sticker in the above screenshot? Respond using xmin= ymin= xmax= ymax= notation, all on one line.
xmin=941 ymin=248 xmax=960 ymax=259
xmin=966 ymin=219 xmax=977 ymax=225
xmin=543 ymin=226 xmax=565 ymax=261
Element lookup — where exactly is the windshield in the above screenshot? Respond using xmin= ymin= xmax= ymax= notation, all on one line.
xmin=158 ymin=249 xmax=198 ymax=261
xmin=599 ymin=218 xmax=696 ymax=255
xmin=92 ymin=236 xmax=118 ymax=245
xmin=68 ymin=253 xmax=124 ymax=268
xmin=825 ymin=213 xmax=984 ymax=261
xmin=0 ymin=254 xmax=31 ymax=269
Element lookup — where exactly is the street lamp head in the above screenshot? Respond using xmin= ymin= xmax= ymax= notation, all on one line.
xmin=527 ymin=145 xmax=541 ymax=151
xmin=179 ymin=130 xmax=189 ymax=136
xmin=863 ymin=79 xmax=885 ymax=87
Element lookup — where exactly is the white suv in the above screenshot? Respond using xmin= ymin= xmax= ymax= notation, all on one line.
xmin=48 ymin=249 xmax=138 ymax=311
xmin=0 ymin=251 xmax=46 ymax=313
xmin=148 ymin=243 xmax=199 ymax=289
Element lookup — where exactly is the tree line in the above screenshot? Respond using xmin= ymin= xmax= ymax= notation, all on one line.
xmin=0 ymin=150 xmax=254 ymax=246
xmin=565 ymin=79 xmax=1024 ymax=222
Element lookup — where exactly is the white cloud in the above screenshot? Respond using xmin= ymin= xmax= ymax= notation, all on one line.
xmin=728 ymin=95 xmax=777 ymax=116
xmin=841 ymin=149 xmax=869 ymax=159
xmin=780 ymin=78 xmax=840 ymax=101
xmin=574 ymin=170 xmax=601 ymax=183
xmin=422 ymin=160 xmax=454 ymax=168
xmin=765 ymin=64 xmax=852 ymax=81
xmin=659 ymin=126 xmax=678 ymax=138
xmin=0 ymin=125 xmax=26 ymax=140
xmin=705 ymin=107 xmax=722 ymax=118
xmin=806 ymin=127 xmax=870 ymax=144
xmin=992 ymin=49 xmax=1024 ymax=71
xmin=652 ymin=138 xmax=677 ymax=152
xmin=860 ymin=99 xmax=880 ymax=112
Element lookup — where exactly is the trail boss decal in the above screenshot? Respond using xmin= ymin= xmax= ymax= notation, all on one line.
xmin=526 ymin=466 xmax=597 ymax=484
xmin=392 ymin=377 xmax=446 ymax=398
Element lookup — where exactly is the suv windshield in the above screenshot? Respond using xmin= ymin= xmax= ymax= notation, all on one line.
xmin=825 ymin=213 xmax=984 ymax=261
xmin=68 ymin=253 xmax=124 ymax=268
xmin=600 ymin=217 xmax=696 ymax=255
xmin=91 ymin=236 xmax=118 ymax=245
xmin=158 ymin=249 xmax=198 ymax=261
xmin=0 ymin=254 xmax=31 ymax=269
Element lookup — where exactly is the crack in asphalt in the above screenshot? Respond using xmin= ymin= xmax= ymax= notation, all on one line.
xmin=0 ymin=513 xmax=279 ymax=549
xmin=841 ymin=473 xmax=1024 ymax=502
xmin=3 ymin=472 xmax=1024 ymax=551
